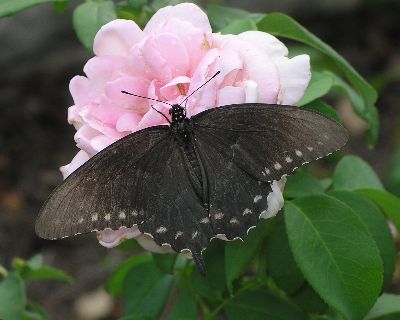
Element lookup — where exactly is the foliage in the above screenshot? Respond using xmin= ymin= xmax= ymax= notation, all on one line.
xmin=1 ymin=0 xmax=399 ymax=320
xmin=0 ymin=255 xmax=73 ymax=320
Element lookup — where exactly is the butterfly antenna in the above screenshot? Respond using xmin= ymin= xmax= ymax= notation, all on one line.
xmin=179 ymin=71 xmax=221 ymax=109
xmin=151 ymin=106 xmax=171 ymax=124
xmin=121 ymin=90 xmax=174 ymax=107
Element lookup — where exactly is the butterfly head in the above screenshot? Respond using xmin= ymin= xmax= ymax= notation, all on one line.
xmin=169 ymin=105 xmax=186 ymax=123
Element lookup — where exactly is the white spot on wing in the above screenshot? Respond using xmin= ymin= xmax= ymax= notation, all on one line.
xmin=254 ymin=195 xmax=262 ymax=203
xmin=214 ymin=212 xmax=224 ymax=220
xmin=78 ymin=217 xmax=84 ymax=224
xmin=274 ymin=162 xmax=282 ymax=170
xmin=230 ymin=218 xmax=240 ymax=225
xmin=191 ymin=231 xmax=199 ymax=239
xmin=104 ymin=214 xmax=111 ymax=221
xmin=285 ymin=156 xmax=292 ymax=163
xmin=265 ymin=168 xmax=270 ymax=175
xmin=200 ymin=217 xmax=210 ymax=224
xmin=295 ymin=150 xmax=303 ymax=157
xmin=119 ymin=211 xmax=126 ymax=219
xmin=156 ymin=226 xmax=167 ymax=233
xmin=175 ymin=231 xmax=183 ymax=239
xmin=243 ymin=208 xmax=252 ymax=216
xmin=307 ymin=146 xmax=314 ymax=151
xmin=91 ymin=214 xmax=98 ymax=222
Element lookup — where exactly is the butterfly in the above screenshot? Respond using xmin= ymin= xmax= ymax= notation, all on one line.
xmin=36 ymin=73 xmax=348 ymax=275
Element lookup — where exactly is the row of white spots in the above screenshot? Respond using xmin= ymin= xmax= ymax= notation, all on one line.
xmin=88 ymin=210 xmax=128 ymax=223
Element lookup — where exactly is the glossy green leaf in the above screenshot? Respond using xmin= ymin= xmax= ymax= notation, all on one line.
xmin=284 ymin=169 xmax=324 ymax=199
xmin=224 ymin=286 xmax=307 ymax=320
xmin=365 ymin=294 xmax=400 ymax=320
xmin=0 ymin=0 xmax=64 ymax=17
xmin=298 ymin=71 xmax=335 ymax=106
xmin=258 ymin=13 xmax=378 ymax=145
xmin=207 ymin=4 xmax=251 ymax=31
xmin=167 ymin=292 xmax=197 ymax=320
xmin=225 ymin=219 xmax=274 ymax=292
xmin=356 ymin=189 xmax=400 ymax=235
xmin=329 ymin=191 xmax=396 ymax=288
xmin=285 ymin=195 xmax=383 ymax=320
xmin=221 ymin=18 xmax=257 ymax=34
xmin=53 ymin=0 xmax=68 ymax=12
xmin=151 ymin=0 xmax=188 ymax=11
xmin=202 ymin=239 xmax=226 ymax=296
xmin=0 ymin=273 xmax=26 ymax=320
xmin=23 ymin=302 xmax=49 ymax=320
xmin=26 ymin=255 xmax=43 ymax=270
xmin=20 ymin=266 xmax=73 ymax=283
xmin=152 ymin=253 xmax=177 ymax=274
xmin=73 ymin=0 xmax=117 ymax=50
xmin=302 ymin=100 xmax=340 ymax=123
xmin=266 ymin=218 xmax=304 ymax=294
xmin=385 ymin=146 xmax=400 ymax=197
xmin=122 ymin=261 xmax=174 ymax=318
xmin=116 ymin=239 xmax=140 ymax=251
xmin=291 ymin=284 xmax=328 ymax=314
xmin=333 ymin=155 xmax=384 ymax=191
xmin=106 ymin=254 xmax=151 ymax=295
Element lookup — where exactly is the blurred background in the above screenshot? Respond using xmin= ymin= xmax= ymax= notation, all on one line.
xmin=1 ymin=0 xmax=400 ymax=319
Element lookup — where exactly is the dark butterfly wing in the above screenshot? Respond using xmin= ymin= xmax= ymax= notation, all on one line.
xmin=36 ymin=125 xmax=212 ymax=273
xmin=193 ymin=104 xmax=348 ymax=183
xmin=191 ymin=103 xmax=347 ymax=238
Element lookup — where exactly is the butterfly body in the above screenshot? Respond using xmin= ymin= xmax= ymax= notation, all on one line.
xmin=36 ymin=103 xmax=348 ymax=275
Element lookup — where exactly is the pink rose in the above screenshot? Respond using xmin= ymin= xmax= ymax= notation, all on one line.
xmin=62 ymin=3 xmax=311 ymax=252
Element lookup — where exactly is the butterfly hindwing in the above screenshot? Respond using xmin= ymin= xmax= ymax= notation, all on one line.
xmin=193 ymin=104 xmax=348 ymax=183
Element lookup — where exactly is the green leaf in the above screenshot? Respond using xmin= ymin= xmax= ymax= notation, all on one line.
xmin=73 ymin=0 xmax=117 ymax=50
xmin=116 ymin=238 xmax=140 ymax=251
xmin=53 ymin=0 xmax=68 ymax=13
xmin=356 ymin=189 xmax=400 ymax=236
xmin=151 ymin=0 xmax=189 ymax=11
xmin=207 ymin=4 xmax=251 ymax=31
xmin=258 ymin=13 xmax=379 ymax=145
xmin=23 ymin=302 xmax=49 ymax=320
xmin=152 ymin=253 xmax=177 ymax=274
xmin=0 ymin=273 xmax=26 ymax=320
xmin=291 ymin=284 xmax=328 ymax=314
xmin=365 ymin=294 xmax=400 ymax=320
xmin=128 ymin=0 xmax=147 ymax=10
xmin=27 ymin=255 xmax=43 ymax=270
xmin=221 ymin=18 xmax=257 ymax=35
xmin=167 ymin=292 xmax=197 ymax=320
xmin=0 ymin=0 xmax=64 ymax=17
xmin=298 ymin=71 xmax=335 ymax=106
xmin=20 ymin=266 xmax=73 ymax=283
xmin=225 ymin=219 xmax=274 ymax=292
xmin=333 ymin=155 xmax=384 ymax=191
xmin=202 ymin=239 xmax=226 ymax=296
xmin=106 ymin=254 xmax=151 ymax=295
xmin=329 ymin=191 xmax=396 ymax=288
xmin=224 ymin=286 xmax=307 ymax=320
xmin=122 ymin=260 xmax=174 ymax=319
xmin=285 ymin=195 xmax=383 ymax=320
xmin=302 ymin=100 xmax=340 ymax=123
xmin=284 ymin=169 xmax=325 ymax=199
xmin=266 ymin=217 xmax=304 ymax=294
xmin=385 ymin=146 xmax=400 ymax=197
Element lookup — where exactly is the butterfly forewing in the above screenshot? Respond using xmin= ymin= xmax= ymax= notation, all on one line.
xmin=193 ymin=104 xmax=348 ymax=182
xmin=35 ymin=126 xmax=170 ymax=239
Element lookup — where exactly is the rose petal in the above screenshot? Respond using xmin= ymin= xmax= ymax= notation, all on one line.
xmin=69 ymin=76 xmax=91 ymax=106
xmin=160 ymin=76 xmax=191 ymax=100
xmin=275 ymin=55 xmax=311 ymax=105
xmin=260 ymin=178 xmax=286 ymax=219
xmin=239 ymin=31 xmax=288 ymax=59
xmin=97 ymin=227 xmax=142 ymax=248
xmin=60 ymin=150 xmax=90 ymax=179
xmin=144 ymin=3 xmax=211 ymax=39
xmin=116 ymin=113 xmax=142 ymax=132
xmin=94 ymin=19 xmax=144 ymax=57
xmin=74 ymin=125 xmax=101 ymax=156
xmin=217 ymin=86 xmax=245 ymax=106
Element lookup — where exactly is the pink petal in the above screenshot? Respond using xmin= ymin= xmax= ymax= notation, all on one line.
xmin=135 ymin=105 xmax=169 ymax=131
xmin=243 ymin=80 xmax=258 ymax=103
xmin=160 ymin=76 xmax=190 ymax=100
xmin=97 ymin=227 xmax=142 ymax=248
xmin=93 ymin=19 xmax=144 ymax=57
xmin=74 ymin=125 xmax=101 ymax=156
xmin=275 ymin=55 xmax=311 ymax=105
xmin=69 ymin=76 xmax=91 ymax=106
xmin=217 ymin=86 xmax=245 ymax=106
xmin=144 ymin=3 xmax=211 ymax=38
xmin=60 ymin=150 xmax=90 ymax=179
xmin=91 ymin=135 xmax=118 ymax=152
xmin=239 ymin=31 xmax=288 ymax=60
xmin=105 ymin=76 xmax=149 ymax=110
xmin=116 ymin=113 xmax=142 ymax=132
xmin=135 ymin=234 xmax=174 ymax=253
xmin=68 ymin=105 xmax=84 ymax=129
xmin=84 ymin=56 xmax=123 ymax=82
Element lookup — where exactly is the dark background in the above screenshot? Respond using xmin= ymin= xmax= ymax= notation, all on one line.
xmin=1 ymin=0 xmax=399 ymax=318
